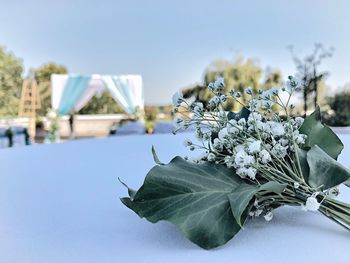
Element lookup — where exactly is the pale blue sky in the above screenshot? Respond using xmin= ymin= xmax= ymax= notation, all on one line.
xmin=1 ymin=0 xmax=350 ymax=105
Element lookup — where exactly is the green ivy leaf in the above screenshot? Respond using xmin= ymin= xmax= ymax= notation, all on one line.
xmin=299 ymin=105 xmax=343 ymax=160
xmin=258 ymin=181 xmax=287 ymax=194
xmin=307 ymin=145 xmax=350 ymax=190
xmin=227 ymin=181 xmax=287 ymax=227
xmin=344 ymin=179 xmax=350 ymax=188
xmin=151 ymin=145 xmax=164 ymax=165
xmin=227 ymin=184 xmax=257 ymax=227
xmin=296 ymin=148 xmax=310 ymax=182
xmin=118 ymin=177 xmax=136 ymax=199
xmin=121 ymin=157 xmax=245 ymax=249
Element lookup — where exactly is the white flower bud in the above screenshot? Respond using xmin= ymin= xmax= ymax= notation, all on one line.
xmin=304 ymin=196 xmax=320 ymax=211
xmin=184 ymin=139 xmax=192 ymax=147
xmin=207 ymin=153 xmax=216 ymax=162
xmin=264 ymin=211 xmax=273 ymax=221
xmin=172 ymin=92 xmax=183 ymax=106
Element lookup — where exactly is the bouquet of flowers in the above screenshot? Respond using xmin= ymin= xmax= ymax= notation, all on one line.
xmin=45 ymin=108 xmax=60 ymax=143
xmin=121 ymin=76 xmax=350 ymax=249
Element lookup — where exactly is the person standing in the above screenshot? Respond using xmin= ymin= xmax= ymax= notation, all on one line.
xmin=69 ymin=111 xmax=75 ymax=139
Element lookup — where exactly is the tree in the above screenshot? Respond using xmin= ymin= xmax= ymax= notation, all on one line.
xmin=324 ymin=87 xmax=350 ymax=126
xmin=33 ymin=63 xmax=68 ymax=116
xmin=289 ymin=44 xmax=333 ymax=116
xmin=78 ymin=91 xmax=124 ymax=114
xmin=182 ymin=56 xmax=283 ymax=111
xmin=0 ymin=47 xmax=23 ymax=116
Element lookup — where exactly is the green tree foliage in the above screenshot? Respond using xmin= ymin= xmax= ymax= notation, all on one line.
xmin=78 ymin=91 xmax=124 ymax=114
xmin=325 ymin=89 xmax=350 ymax=126
xmin=289 ymin=44 xmax=333 ymax=116
xmin=182 ymin=56 xmax=282 ymax=111
xmin=0 ymin=47 xmax=24 ymax=116
xmin=34 ymin=63 xmax=68 ymax=116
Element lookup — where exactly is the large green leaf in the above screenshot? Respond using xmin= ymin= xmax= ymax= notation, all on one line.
xmin=344 ymin=179 xmax=350 ymax=188
xmin=228 ymin=181 xmax=287 ymax=227
xmin=307 ymin=145 xmax=350 ymax=190
xmin=121 ymin=157 xmax=246 ymax=249
xmin=296 ymin=148 xmax=310 ymax=182
xmin=259 ymin=181 xmax=287 ymax=194
xmin=227 ymin=184 xmax=257 ymax=227
xmin=299 ymin=105 xmax=343 ymax=159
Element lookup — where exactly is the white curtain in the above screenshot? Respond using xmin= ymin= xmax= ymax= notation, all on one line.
xmin=51 ymin=74 xmax=143 ymax=115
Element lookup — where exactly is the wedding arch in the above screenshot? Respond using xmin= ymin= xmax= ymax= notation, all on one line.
xmin=51 ymin=74 xmax=144 ymax=115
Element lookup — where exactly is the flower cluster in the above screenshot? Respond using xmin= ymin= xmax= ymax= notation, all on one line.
xmin=45 ymin=108 xmax=60 ymax=143
xmin=122 ymin=73 xmax=350 ymax=250
xmin=172 ymin=76 xmax=318 ymax=219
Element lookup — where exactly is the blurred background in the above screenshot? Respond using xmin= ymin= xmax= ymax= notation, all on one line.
xmin=1 ymin=0 xmax=350 ymax=148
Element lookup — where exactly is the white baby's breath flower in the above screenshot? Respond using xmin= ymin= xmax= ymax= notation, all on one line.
xmin=294 ymin=182 xmax=300 ymax=189
xmin=264 ymin=211 xmax=273 ymax=221
xmin=248 ymin=112 xmax=262 ymax=125
xmin=214 ymin=77 xmax=225 ymax=90
xmin=245 ymin=167 xmax=257 ymax=179
xmin=227 ymin=119 xmax=239 ymax=134
xmin=304 ymin=196 xmax=320 ymax=211
xmin=235 ymin=144 xmax=245 ymax=153
xmin=195 ymin=127 xmax=203 ymax=139
xmin=172 ymin=91 xmax=183 ymax=106
xmin=295 ymin=117 xmax=304 ymax=127
xmin=295 ymin=134 xmax=307 ymax=145
xmin=173 ymin=116 xmax=184 ymax=129
xmin=259 ymin=149 xmax=271 ymax=164
xmin=255 ymin=209 xmax=263 ymax=217
xmin=207 ymin=153 xmax=216 ymax=162
xmin=249 ymin=99 xmax=259 ymax=111
xmin=327 ymin=187 xmax=339 ymax=198
xmin=238 ymin=118 xmax=246 ymax=127
xmin=261 ymin=100 xmax=273 ymax=110
xmin=213 ymin=138 xmax=223 ymax=151
xmin=248 ymin=140 xmax=261 ymax=154
xmin=224 ymin=155 xmax=234 ymax=167
xmin=218 ymin=127 xmax=229 ymax=141
xmin=184 ymin=139 xmax=192 ymax=147
xmin=270 ymin=87 xmax=279 ymax=96
xmin=193 ymin=102 xmax=204 ymax=116
xmin=279 ymin=138 xmax=289 ymax=147
xmin=208 ymin=96 xmax=220 ymax=108
xmin=286 ymin=76 xmax=301 ymax=92
xmin=235 ymin=150 xmax=254 ymax=167
xmin=208 ymin=82 xmax=215 ymax=91
xmin=271 ymin=143 xmax=288 ymax=158
xmin=269 ymin=122 xmax=285 ymax=137
xmin=202 ymin=132 xmax=212 ymax=141
xmin=245 ymin=87 xmax=253 ymax=95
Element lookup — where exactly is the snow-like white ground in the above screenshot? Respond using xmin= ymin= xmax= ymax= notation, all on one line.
xmin=0 ymin=134 xmax=349 ymax=263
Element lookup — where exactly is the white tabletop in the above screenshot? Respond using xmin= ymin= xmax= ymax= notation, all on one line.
xmin=0 ymin=134 xmax=350 ymax=263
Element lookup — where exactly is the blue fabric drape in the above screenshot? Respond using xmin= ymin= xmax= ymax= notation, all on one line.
xmin=58 ymin=75 xmax=91 ymax=115
xmin=101 ymin=76 xmax=136 ymax=114
xmin=111 ymin=77 xmax=135 ymax=114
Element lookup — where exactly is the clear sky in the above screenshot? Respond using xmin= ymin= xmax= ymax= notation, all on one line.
xmin=1 ymin=0 xmax=350 ymax=105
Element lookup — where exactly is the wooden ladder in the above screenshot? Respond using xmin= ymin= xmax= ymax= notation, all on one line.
xmin=18 ymin=79 xmax=41 ymax=138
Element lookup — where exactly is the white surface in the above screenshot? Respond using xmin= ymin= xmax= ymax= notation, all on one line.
xmin=0 ymin=134 xmax=350 ymax=263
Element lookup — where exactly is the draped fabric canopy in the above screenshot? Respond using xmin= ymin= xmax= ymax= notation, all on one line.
xmin=51 ymin=74 xmax=143 ymax=115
